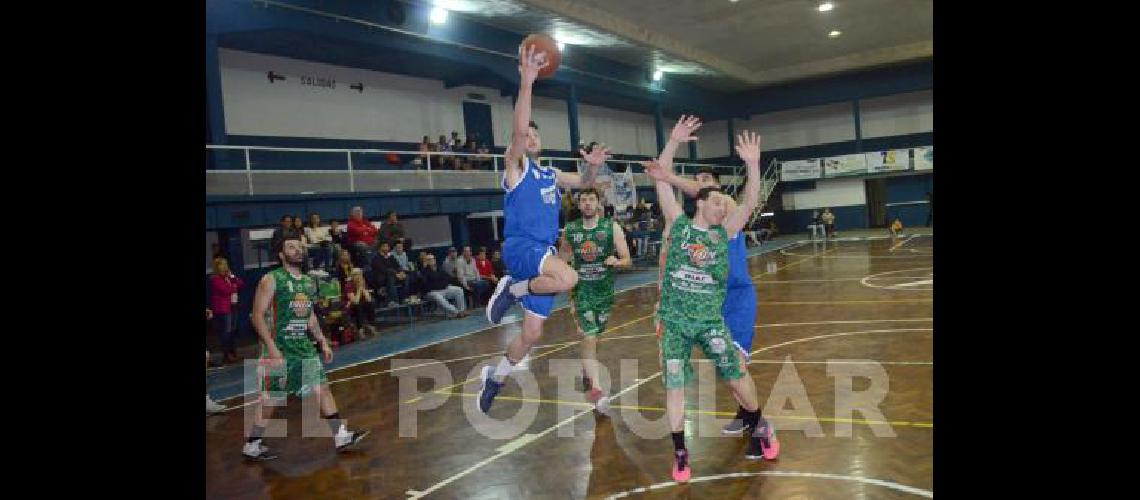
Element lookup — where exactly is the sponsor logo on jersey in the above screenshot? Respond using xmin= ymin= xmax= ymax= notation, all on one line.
xmin=540 ymin=185 xmax=558 ymax=204
xmin=289 ymin=293 xmax=312 ymax=317
xmin=708 ymin=336 xmax=726 ymax=354
xmin=580 ymin=240 xmax=601 ymax=262
xmin=684 ymin=242 xmax=715 ymax=267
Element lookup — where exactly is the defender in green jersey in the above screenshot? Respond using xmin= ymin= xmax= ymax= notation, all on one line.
xmin=644 ymin=116 xmax=777 ymax=481
xmin=242 ymin=237 xmax=369 ymax=461
xmin=558 ymin=188 xmax=631 ymax=412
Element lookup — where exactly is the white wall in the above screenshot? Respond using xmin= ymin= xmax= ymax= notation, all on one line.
xmin=697 ymin=119 xmax=731 ymax=159
xmin=577 ymin=104 xmax=658 ymax=156
xmin=782 ymin=177 xmax=866 ymax=210
xmin=219 ymin=49 xmax=512 ymax=143
xmin=402 ymin=215 xmax=453 ymax=249
xmin=859 ymin=90 xmax=933 ymax=138
xmin=205 ymin=231 xmax=219 ymax=273
xmin=747 ymin=102 xmax=857 ymax=151
xmin=528 ymin=96 xmax=571 ymax=152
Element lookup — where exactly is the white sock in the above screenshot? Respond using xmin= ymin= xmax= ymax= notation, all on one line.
xmin=509 ymin=279 xmax=530 ymax=297
xmin=493 ymin=356 xmax=516 ymax=380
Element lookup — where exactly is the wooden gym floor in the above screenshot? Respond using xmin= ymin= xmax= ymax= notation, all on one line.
xmin=206 ymin=234 xmax=933 ymax=499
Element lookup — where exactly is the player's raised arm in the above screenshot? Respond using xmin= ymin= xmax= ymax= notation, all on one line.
xmin=556 ymin=145 xmax=611 ymax=189
xmin=722 ymin=130 xmax=764 ymax=236
xmin=504 ymin=44 xmax=549 ymax=187
xmin=643 ymin=115 xmax=702 ymax=223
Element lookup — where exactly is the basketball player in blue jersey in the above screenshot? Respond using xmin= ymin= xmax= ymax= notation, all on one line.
xmin=478 ymin=44 xmax=612 ymax=414
xmin=645 ymin=121 xmax=768 ymax=436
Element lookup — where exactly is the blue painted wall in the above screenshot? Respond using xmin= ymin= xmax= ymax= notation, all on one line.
xmin=775 ymin=205 xmax=868 ymax=235
xmin=885 ymin=173 xmax=933 ymax=227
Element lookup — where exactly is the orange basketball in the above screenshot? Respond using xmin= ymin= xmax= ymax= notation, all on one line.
xmin=519 ymin=33 xmax=561 ymax=79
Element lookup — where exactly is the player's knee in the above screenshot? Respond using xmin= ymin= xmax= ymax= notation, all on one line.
xmin=521 ymin=327 xmax=542 ymax=345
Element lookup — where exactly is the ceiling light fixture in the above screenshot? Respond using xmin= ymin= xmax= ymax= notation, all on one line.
xmin=828 ymin=30 xmax=842 ymax=38
xmin=430 ymin=6 xmax=448 ymax=24
xmin=818 ymin=3 xmax=834 ymax=12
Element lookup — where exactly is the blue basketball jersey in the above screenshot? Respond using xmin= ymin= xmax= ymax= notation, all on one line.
xmin=503 ymin=157 xmax=561 ymax=245
xmin=726 ymin=230 xmax=752 ymax=288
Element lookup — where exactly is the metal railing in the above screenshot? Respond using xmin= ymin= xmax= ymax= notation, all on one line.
xmin=746 ymin=158 xmax=781 ymax=229
xmin=205 ymin=145 xmax=737 ymax=196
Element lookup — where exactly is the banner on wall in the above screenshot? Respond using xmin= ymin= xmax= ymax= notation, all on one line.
xmin=577 ymin=161 xmax=639 ymax=221
xmin=609 ymin=165 xmax=638 ymax=221
xmin=866 ymin=149 xmax=911 ymax=173
xmin=913 ymin=146 xmax=933 ymax=170
xmin=578 ymin=160 xmax=615 ymax=202
xmin=823 ymin=154 xmax=868 ymax=177
xmin=780 ymin=159 xmax=822 ymax=181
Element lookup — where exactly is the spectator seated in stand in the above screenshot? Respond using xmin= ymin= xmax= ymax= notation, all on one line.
xmin=347 ymin=206 xmax=379 ymax=267
xmin=490 ymin=249 xmax=506 ymax=279
xmin=270 ymin=215 xmax=299 ymax=256
xmin=343 ymin=268 xmax=378 ymax=339
xmin=416 ymin=253 xmax=469 ymax=319
xmin=370 ymin=241 xmax=411 ymax=307
xmin=391 ymin=240 xmax=421 ymax=304
xmin=314 ymin=277 xmax=352 ymax=345
xmin=414 ymin=135 xmax=431 ymax=170
xmin=442 ymin=247 xmax=459 ymax=281
xmin=437 ymin=135 xmax=453 ymax=169
xmin=456 ymin=246 xmax=490 ymax=306
xmin=475 ymin=247 xmax=498 ymax=286
xmin=304 ymin=213 xmax=332 ymax=271
xmin=379 ymin=211 xmax=406 ymax=248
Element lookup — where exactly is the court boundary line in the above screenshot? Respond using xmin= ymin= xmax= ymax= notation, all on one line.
xmin=860 ymin=267 xmax=934 ymax=291
xmin=602 ymin=471 xmax=933 ymax=499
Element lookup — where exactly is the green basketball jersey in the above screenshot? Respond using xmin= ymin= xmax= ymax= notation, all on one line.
xmin=263 ymin=267 xmax=320 ymax=359
xmin=657 ymin=214 xmax=729 ymax=328
xmin=566 ymin=216 xmax=615 ymax=308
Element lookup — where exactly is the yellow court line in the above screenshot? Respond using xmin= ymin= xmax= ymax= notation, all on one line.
xmin=437 ymin=390 xmax=933 ymax=429
xmin=760 ymin=299 xmax=933 ymax=305
xmin=401 ymin=314 xmax=654 ymax=404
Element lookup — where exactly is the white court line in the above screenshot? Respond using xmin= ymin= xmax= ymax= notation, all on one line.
xmin=890 ymin=235 xmax=918 ymax=252
xmin=405 ymin=326 xmax=933 ymax=498
xmin=748 ymin=360 xmax=931 ymax=365
xmin=779 ymin=250 xmax=932 ymax=259
xmin=754 ymin=276 xmax=932 ymax=284
xmin=750 ymin=328 xmax=933 ymax=358
xmin=404 ymin=374 xmax=661 ymax=500
xmin=754 ymin=318 xmax=932 ymax=329
xmin=860 ymin=267 xmax=933 ymax=291
xmin=603 ymin=470 xmax=933 ymax=499
xmin=889 ymin=279 xmax=933 ymax=289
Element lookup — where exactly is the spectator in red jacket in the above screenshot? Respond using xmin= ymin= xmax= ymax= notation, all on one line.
xmin=475 ymin=247 xmax=498 ymax=285
xmin=209 ymin=257 xmax=245 ymax=363
xmin=346 ymin=206 xmax=378 ymax=267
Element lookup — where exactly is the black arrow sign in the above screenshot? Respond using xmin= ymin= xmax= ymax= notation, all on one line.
xmin=267 ymin=71 xmax=285 ymax=83
xmin=350 ymin=82 xmax=363 ymax=93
